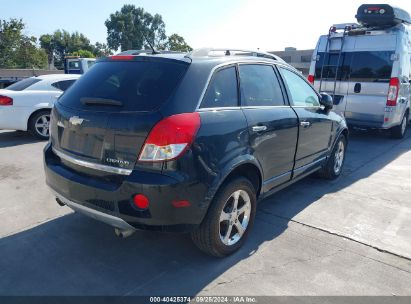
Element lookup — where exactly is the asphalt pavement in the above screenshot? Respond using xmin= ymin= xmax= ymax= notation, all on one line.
xmin=0 ymin=129 xmax=410 ymax=296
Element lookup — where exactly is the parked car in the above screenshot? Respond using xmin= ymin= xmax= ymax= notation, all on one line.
xmin=0 ymin=74 xmax=81 ymax=139
xmin=308 ymin=4 xmax=411 ymax=138
xmin=44 ymin=49 xmax=348 ymax=257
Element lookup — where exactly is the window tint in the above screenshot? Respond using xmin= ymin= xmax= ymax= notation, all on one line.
xmin=239 ymin=65 xmax=285 ymax=106
xmin=315 ymin=51 xmax=394 ymax=82
xmin=201 ymin=67 xmax=238 ymax=108
xmin=52 ymin=80 xmax=76 ymax=92
xmin=58 ymin=60 xmax=188 ymax=112
xmin=6 ymin=78 xmax=41 ymax=91
xmin=280 ymin=68 xmax=320 ymax=107
xmin=315 ymin=52 xmax=352 ymax=81
xmin=349 ymin=51 xmax=393 ymax=82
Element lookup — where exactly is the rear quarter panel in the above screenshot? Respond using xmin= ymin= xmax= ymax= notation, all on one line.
xmin=0 ymin=91 xmax=59 ymax=131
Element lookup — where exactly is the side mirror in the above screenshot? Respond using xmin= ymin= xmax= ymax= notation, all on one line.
xmin=320 ymin=93 xmax=333 ymax=110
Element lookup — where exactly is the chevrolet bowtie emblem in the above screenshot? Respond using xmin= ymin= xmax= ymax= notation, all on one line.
xmin=69 ymin=116 xmax=85 ymax=126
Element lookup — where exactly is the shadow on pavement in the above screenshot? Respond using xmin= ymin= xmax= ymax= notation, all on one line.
xmin=0 ymin=130 xmax=42 ymax=148
xmin=0 ymin=129 xmax=410 ymax=295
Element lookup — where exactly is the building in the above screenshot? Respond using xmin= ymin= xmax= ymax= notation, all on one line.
xmin=269 ymin=47 xmax=314 ymax=76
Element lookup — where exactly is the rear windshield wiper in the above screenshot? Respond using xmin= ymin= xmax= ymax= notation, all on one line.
xmin=81 ymin=97 xmax=123 ymax=106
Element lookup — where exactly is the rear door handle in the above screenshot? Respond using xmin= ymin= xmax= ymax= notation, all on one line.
xmin=252 ymin=125 xmax=267 ymax=132
xmin=300 ymin=121 xmax=311 ymax=128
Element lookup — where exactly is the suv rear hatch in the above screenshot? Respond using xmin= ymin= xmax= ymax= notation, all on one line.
xmin=50 ymin=56 xmax=189 ymax=174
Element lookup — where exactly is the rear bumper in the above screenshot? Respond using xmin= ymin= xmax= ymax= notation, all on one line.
xmin=345 ymin=110 xmax=404 ymax=129
xmin=52 ymin=189 xmax=136 ymax=231
xmin=43 ymin=143 xmax=208 ymax=232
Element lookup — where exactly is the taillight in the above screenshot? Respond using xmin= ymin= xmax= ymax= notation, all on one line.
xmin=307 ymin=74 xmax=315 ymax=85
xmin=386 ymin=77 xmax=399 ymax=106
xmin=138 ymin=112 xmax=201 ymax=162
xmin=0 ymin=95 xmax=13 ymax=106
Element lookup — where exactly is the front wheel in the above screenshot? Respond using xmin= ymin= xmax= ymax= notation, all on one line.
xmin=318 ymin=135 xmax=347 ymax=180
xmin=191 ymin=177 xmax=257 ymax=257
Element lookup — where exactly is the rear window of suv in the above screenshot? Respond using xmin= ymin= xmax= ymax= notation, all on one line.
xmin=58 ymin=60 xmax=188 ymax=112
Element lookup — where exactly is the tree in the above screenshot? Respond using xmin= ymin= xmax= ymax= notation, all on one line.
xmin=166 ymin=34 xmax=192 ymax=52
xmin=40 ymin=30 xmax=101 ymax=69
xmin=105 ymin=5 xmax=167 ymax=51
xmin=93 ymin=42 xmax=112 ymax=57
xmin=14 ymin=35 xmax=48 ymax=68
xmin=0 ymin=18 xmax=47 ymax=69
xmin=70 ymin=49 xmax=95 ymax=58
xmin=39 ymin=34 xmax=54 ymax=67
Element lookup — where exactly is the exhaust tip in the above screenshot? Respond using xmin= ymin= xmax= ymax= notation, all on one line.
xmin=114 ymin=228 xmax=135 ymax=238
xmin=56 ymin=197 xmax=66 ymax=207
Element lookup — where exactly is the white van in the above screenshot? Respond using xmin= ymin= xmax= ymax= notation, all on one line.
xmin=308 ymin=4 xmax=411 ymax=138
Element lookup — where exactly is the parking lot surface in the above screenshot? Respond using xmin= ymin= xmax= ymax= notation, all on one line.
xmin=0 ymin=129 xmax=411 ymax=295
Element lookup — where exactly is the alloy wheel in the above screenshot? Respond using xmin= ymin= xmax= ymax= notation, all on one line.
xmin=34 ymin=114 xmax=50 ymax=137
xmin=333 ymin=140 xmax=345 ymax=174
xmin=401 ymin=116 xmax=407 ymax=136
xmin=219 ymin=190 xmax=251 ymax=246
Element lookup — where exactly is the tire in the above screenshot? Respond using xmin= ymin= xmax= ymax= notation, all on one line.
xmin=191 ymin=177 xmax=257 ymax=257
xmin=390 ymin=112 xmax=408 ymax=139
xmin=318 ymin=135 xmax=347 ymax=180
xmin=28 ymin=110 xmax=51 ymax=140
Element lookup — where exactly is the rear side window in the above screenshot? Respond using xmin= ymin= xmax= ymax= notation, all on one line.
xmin=239 ymin=65 xmax=285 ymax=106
xmin=201 ymin=67 xmax=238 ymax=108
xmin=6 ymin=78 xmax=41 ymax=91
xmin=58 ymin=60 xmax=188 ymax=112
xmin=279 ymin=68 xmax=320 ymax=107
xmin=52 ymin=80 xmax=76 ymax=92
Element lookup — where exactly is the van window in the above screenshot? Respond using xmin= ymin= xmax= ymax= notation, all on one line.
xmin=350 ymin=51 xmax=393 ymax=82
xmin=201 ymin=67 xmax=238 ymax=108
xmin=239 ymin=65 xmax=285 ymax=106
xmin=279 ymin=67 xmax=320 ymax=107
xmin=58 ymin=60 xmax=188 ymax=112
xmin=315 ymin=51 xmax=394 ymax=83
xmin=315 ymin=52 xmax=352 ymax=81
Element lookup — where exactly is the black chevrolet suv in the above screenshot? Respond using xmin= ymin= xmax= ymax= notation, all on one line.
xmin=44 ymin=49 xmax=348 ymax=257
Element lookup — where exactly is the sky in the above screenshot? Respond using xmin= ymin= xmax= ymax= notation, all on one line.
xmin=2 ymin=0 xmax=411 ymax=52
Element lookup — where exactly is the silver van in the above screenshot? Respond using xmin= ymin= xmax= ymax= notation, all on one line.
xmin=308 ymin=4 xmax=411 ymax=138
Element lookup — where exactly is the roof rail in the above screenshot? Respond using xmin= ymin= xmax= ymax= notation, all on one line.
xmin=187 ymin=48 xmax=284 ymax=62
xmin=117 ymin=49 xmax=185 ymax=55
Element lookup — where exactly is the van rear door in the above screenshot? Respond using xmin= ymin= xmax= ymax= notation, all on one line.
xmin=344 ymin=34 xmax=396 ymax=127
xmin=314 ymin=50 xmax=351 ymax=116
xmin=344 ymin=50 xmax=395 ymax=127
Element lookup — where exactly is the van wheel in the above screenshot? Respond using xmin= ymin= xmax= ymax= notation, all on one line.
xmin=318 ymin=135 xmax=347 ymax=180
xmin=390 ymin=113 xmax=408 ymax=139
xmin=29 ymin=110 xmax=51 ymax=140
xmin=191 ymin=177 xmax=256 ymax=257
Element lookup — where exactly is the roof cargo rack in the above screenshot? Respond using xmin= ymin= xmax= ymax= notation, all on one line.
xmin=356 ymin=4 xmax=411 ymax=27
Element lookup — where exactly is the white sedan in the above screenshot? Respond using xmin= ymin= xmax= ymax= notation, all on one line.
xmin=0 ymin=74 xmax=80 ymax=139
